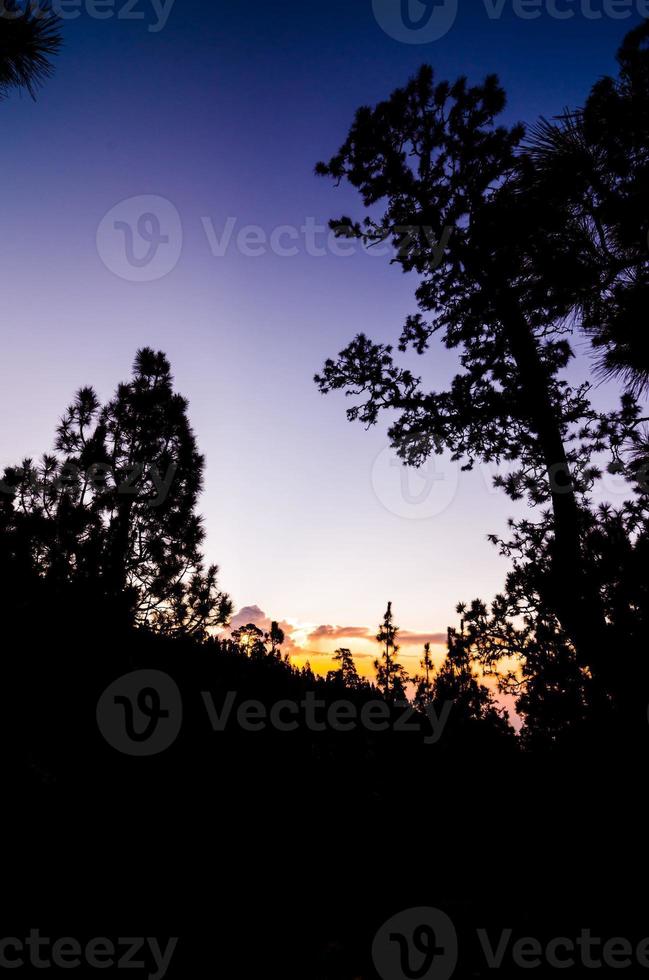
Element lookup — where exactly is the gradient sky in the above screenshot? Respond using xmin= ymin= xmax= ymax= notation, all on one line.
xmin=1 ymin=0 xmax=643 ymax=676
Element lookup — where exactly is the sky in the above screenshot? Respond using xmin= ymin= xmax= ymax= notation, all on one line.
xmin=1 ymin=0 xmax=644 ymax=678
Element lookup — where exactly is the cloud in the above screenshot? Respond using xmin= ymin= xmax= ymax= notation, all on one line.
xmin=228 ymin=612 xmax=447 ymax=656
xmin=398 ymin=631 xmax=448 ymax=646
xmin=229 ymin=605 xmax=267 ymax=630
xmin=228 ymin=605 xmax=297 ymax=650
xmin=306 ymin=625 xmax=447 ymax=647
xmin=307 ymin=625 xmax=373 ymax=642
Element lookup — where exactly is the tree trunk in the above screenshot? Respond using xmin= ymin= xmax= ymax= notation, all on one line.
xmin=494 ymin=292 xmax=612 ymax=686
xmin=104 ymin=499 xmax=133 ymax=612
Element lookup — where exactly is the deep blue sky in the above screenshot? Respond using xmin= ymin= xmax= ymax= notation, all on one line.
xmin=1 ymin=0 xmax=642 ymax=671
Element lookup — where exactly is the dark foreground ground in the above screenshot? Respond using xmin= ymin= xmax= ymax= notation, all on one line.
xmin=4 ymin=625 xmax=647 ymax=978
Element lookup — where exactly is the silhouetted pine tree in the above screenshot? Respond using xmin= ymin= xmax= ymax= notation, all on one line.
xmin=412 ymin=642 xmax=435 ymax=709
xmin=374 ymin=602 xmax=408 ymax=702
xmin=232 ymin=623 xmax=266 ymax=655
xmin=1 ymin=349 xmax=231 ymax=637
xmin=527 ymin=24 xmax=649 ymax=398
xmin=433 ymin=623 xmax=513 ymax=737
xmin=313 ymin=35 xmax=649 ymax=702
xmin=269 ymin=620 xmax=285 ymax=659
xmin=328 ymin=647 xmax=362 ymax=690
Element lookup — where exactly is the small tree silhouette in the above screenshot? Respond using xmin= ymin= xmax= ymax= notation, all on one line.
xmin=412 ymin=642 xmax=435 ymax=709
xmin=269 ymin=620 xmax=285 ymax=659
xmin=432 ymin=622 xmax=513 ymax=737
xmin=329 ymin=647 xmax=362 ymax=690
xmin=232 ymin=623 xmax=266 ymax=656
xmin=374 ymin=602 xmax=409 ymax=702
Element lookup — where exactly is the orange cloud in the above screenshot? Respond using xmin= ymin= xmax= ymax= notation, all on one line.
xmin=307 ymin=624 xmax=373 ymax=642
xmin=398 ymin=631 xmax=448 ymax=646
xmin=305 ymin=624 xmax=448 ymax=647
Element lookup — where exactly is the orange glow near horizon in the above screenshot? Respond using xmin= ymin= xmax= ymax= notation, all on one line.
xmin=285 ymin=630 xmax=449 ymax=681
xmin=219 ymin=615 xmax=520 ymax=724
xmin=284 ymin=628 xmax=520 ymax=725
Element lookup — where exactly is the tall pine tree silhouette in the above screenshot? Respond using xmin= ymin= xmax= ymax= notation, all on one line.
xmin=313 ymin=55 xmax=637 ymax=696
xmin=375 ymin=602 xmax=408 ymax=702
xmin=2 ymin=349 xmax=231 ymax=637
